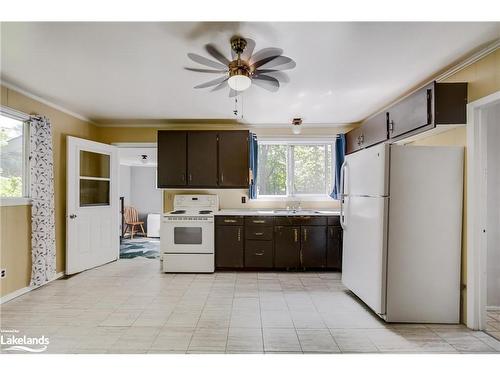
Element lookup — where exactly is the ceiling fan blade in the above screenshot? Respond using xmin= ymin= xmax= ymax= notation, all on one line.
xmin=184 ymin=67 xmax=227 ymax=74
xmin=205 ymin=44 xmax=231 ymax=66
xmin=258 ymin=56 xmax=296 ymax=70
xmin=187 ymin=53 xmax=226 ymax=69
xmin=210 ymin=79 xmax=229 ymax=91
xmin=241 ymin=38 xmax=256 ymax=61
xmin=194 ymin=75 xmax=229 ymax=89
xmin=252 ymin=74 xmax=280 ymax=92
xmin=255 ymin=70 xmax=290 ymax=83
xmin=251 ymin=55 xmax=284 ymax=70
xmin=249 ymin=47 xmax=283 ymax=66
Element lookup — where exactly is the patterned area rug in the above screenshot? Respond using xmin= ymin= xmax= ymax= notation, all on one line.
xmin=120 ymin=237 xmax=160 ymax=259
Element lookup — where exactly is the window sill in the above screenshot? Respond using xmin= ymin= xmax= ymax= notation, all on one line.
xmin=253 ymin=195 xmax=335 ymax=202
xmin=0 ymin=197 xmax=32 ymax=207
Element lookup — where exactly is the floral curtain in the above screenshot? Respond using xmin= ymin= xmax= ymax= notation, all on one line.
xmin=29 ymin=116 xmax=56 ymax=287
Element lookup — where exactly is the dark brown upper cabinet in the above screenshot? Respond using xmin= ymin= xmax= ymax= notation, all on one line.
xmin=218 ymin=131 xmax=249 ymax=188
xmin=157 ymin=130 xmax=250 ymax=189
xmin=187 ymin=131 xmax=218 ymax=187
xmin=157 ymin=131 xmax=187 ymax=187
xmin=345 ymin=127 xmax=364 ymax=155
xmin=388 ymin=82 xmax=467 ymax=140
xmin=388 ymin=83 xmax=432 ymax=139
xmin=345 ymin=81 xmax=467 ymax=154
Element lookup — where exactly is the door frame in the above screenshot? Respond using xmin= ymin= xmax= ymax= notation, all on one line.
xmin=66 ymin=136 xmax=120 ymax=274
xmin=466 ymin=90 xmax=500 ymax=330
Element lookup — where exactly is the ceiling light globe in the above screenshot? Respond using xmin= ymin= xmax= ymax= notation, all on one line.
xmin=228 ymin=74 xmax=251 ymax=92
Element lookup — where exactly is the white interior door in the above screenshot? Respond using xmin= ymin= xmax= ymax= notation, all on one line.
xmin=66 ymin=136 xmax=119 ymax=275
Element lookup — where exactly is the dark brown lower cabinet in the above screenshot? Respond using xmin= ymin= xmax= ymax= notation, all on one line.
xmin=215 ymin=216 xmax=341 ymax=270
xmin=274 ymin=226 xmax=300 ymax=268
xmin=245 ymin=240 xmax=273 ymax=268
xmin=327 ymin=226 xmax=342 ymax=269
xmin=215 ymin=225 xmax=244 ymax=268
xmin=301 ymin=226 xmax=327 ymax=268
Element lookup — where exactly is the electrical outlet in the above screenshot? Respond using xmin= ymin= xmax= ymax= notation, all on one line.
xmin=0 ymin=269 xmax=6 ymax=278
xmin=241 ymin=196 xmax=246 ymax=204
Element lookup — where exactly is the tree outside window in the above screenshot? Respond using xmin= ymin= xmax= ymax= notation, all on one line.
xmin=0 ymin=114 xmax=25 ymax=197
xmin=257 ymin=141 xmax=334 ymax=198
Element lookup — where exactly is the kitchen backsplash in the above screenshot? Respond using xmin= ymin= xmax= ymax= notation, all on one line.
xmin=163 ymin=189 xmax=340 ymax=212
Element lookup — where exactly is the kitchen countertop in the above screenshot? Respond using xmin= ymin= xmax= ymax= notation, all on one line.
xmin=215 ymin=209 xmax=340 ymax=216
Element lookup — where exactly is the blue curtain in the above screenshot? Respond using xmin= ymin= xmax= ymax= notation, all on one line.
xmin=249 ymin=133 xmax=258 ymax=199
xmin=330 ymin=134 xmax=346 ymax=200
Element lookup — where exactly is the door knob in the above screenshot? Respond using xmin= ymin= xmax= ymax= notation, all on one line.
xmin=69 ymin=214 xmax=77 ymax=219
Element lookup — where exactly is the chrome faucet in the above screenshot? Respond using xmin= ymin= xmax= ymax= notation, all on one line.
xmin=287 ymin=201 xmax=302 ymax=212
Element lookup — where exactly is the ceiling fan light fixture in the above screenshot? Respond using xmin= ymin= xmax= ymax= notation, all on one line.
xmin=228 ymin=70 xmax=251 ymax=92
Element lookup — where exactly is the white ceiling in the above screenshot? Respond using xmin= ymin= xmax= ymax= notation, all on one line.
xmin=1 ymin=22 xmax=499 ymax=125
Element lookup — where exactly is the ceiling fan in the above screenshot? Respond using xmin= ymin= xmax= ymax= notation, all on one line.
xmin=185 ymin=36 xmax=296 ymax=97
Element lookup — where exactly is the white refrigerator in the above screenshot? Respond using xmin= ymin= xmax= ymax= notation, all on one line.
xmin=340 ymin=143 xmax=463 ymax=323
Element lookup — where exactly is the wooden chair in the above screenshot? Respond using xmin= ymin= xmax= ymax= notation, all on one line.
xmin=124 ymin=206 xmax=146 ymax=239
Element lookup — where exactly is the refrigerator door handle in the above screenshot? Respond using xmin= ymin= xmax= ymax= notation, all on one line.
xmin=340 ymin=161 xmax=347 ymax=230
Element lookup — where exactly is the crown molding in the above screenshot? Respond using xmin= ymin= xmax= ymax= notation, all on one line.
xmin=0 ymin=80 xmax=94 ymax=124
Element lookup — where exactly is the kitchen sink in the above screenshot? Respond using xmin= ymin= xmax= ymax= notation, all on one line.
xmin=272 ymin=209 xmax=319 ymax=215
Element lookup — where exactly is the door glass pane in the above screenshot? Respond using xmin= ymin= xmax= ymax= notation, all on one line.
xmin=174 ymin=227 xmax=202 ymax=244
xmin=80 ymin=150 xmax=110 ymax=178
xmin=80 ymin=179 xmax=110 ymax=206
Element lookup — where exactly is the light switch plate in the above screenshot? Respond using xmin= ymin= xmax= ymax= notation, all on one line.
xmin=0 ymin=269 xmax=6 ymax=278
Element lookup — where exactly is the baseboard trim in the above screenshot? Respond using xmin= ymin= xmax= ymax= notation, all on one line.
xmin=0 ymin=271 xmax=65 ymax=304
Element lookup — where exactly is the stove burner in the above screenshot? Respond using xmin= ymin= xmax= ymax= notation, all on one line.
xmin=170 ymin=210 xmax=186 ymax=214
xmin=199 ymin=210 xmax=212 ymax=214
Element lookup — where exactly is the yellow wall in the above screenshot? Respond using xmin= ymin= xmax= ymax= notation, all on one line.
xmin=411 ymin=49 xmax=500 ymax=321
xmin=0 ymin=85 xmax=98 ymax=297
xmin=0 ymin=205 xmax=31 ymax=296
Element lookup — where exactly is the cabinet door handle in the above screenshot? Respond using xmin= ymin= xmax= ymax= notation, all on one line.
xmin=252 ymin=220 xmax=265 ymax=224
xmin=300 ymin=250 xmax=303 ymax=265
xmin=304 ymin=228 xmax=308 ymax=242
xmin=237 ymin=228 xmax=241 ymax=242
xmin=220 ymin=172 xmax=224 ymax=184
xmin=181 ymin=174 xmax=185 ymax=182
xmin=224 ymin=219 xmax=237 ymax=223
xmin=388 ymin=120 xmax=394 ymax=133
xmin=189 ymin=173 xmax=192 ymax=182
xmin=254 ymin=232 xmax=264 ymax=236
xmin=255 ymin=252 xmax=264 ymax=256
xmin=294 ymin=228 xmax=298 ymax=243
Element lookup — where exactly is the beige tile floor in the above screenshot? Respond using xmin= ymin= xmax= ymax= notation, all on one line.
xmin=1 ymin=258 xmax=499 ymax=354
xmin=486 ymin=309 xmax=500 ymax=341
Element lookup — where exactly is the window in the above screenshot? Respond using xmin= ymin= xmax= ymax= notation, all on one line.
xmin=0 ymin=110 xmax=29 ymax=199
xmin=257 ymin=140 xmax=334 ymax=199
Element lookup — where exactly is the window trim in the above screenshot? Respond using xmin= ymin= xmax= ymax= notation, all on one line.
xmin=0 ymin=106 xmax=31 ymax=204
xmin=256 ymin=138 xmax=335 ymax=201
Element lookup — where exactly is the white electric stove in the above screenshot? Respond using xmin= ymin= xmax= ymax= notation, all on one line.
xmin=160 ymin=194 xmax=219 ymax=273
